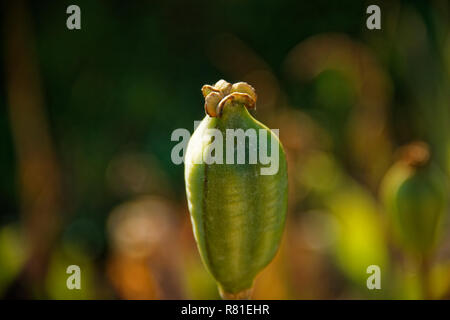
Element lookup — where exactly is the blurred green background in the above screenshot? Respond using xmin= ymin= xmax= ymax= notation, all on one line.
xmin=0 ymin=0 xmax=449 ymax=299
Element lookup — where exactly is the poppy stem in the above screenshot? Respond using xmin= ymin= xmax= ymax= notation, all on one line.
xmin=419 ymin=254 xmax=432 ymax=300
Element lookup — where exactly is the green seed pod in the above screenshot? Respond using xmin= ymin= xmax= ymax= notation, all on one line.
xmin=380 ymin=142 xmax=449 ymax=254
xmin=184 ymin=80 xmax=288 ymax=299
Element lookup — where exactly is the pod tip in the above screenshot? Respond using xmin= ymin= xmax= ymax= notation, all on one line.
xmin=202 ymin=80 xmax=257 ymax=117
xmin=397 ymin=141 xmax=430 ymax=168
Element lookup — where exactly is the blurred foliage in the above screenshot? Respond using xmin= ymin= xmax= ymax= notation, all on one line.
xmin=0 ymin=0 xmax=449 ymax=299
xmin=0 ymin=225 xmax=26 ymax=295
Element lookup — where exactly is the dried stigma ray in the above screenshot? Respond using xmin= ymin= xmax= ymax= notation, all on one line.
xmin=202 ymin=80 xmax=257 ymax=118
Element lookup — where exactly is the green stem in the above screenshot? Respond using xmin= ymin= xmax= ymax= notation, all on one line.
xmin=419 ymin=254 xmax=432 ymax=300
xmin=219 ymin=287 xmax=253 ymax=300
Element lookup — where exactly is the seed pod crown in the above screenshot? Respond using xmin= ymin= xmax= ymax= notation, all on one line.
xmin=201 ymin=80 xmax=257 ymax=117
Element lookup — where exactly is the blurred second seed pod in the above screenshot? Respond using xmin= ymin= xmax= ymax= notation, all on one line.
xmin=380 ymin=142 xmax=449 ymax=254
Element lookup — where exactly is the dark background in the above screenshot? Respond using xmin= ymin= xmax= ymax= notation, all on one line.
xmin=0 ymin=0 xmax=449 ymax=299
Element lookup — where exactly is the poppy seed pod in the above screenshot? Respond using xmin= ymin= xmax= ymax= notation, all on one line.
xmin=184 ymin=80 xmax=288 ymax=299
xmin=380 ymin=142 xmax=449 ymax=254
